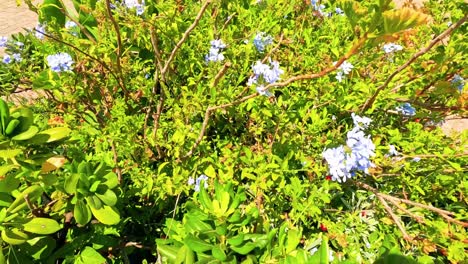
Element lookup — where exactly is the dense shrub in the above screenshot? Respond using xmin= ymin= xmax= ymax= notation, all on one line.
xmin=0 ymin=0 xmax=466 ymax=263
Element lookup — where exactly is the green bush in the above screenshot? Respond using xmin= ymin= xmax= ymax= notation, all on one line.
xmin=0 ymin=0 xmax=466 ymax=262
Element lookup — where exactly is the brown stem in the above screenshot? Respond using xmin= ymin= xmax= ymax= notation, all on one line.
xmin=110 ymin=140 xmax=122 ymax=183
xmin=56 ymin=0 xmax=97 ymax=43
xmin=377 ymin=195 xmax=412 ymax=241
xmin=161 ymin=0 xmax=212 ymax=76
xmin=387 ymin=198 xmax=425 ymax=224
xmin=361 ymin=14 xmax=468 ymax=112
xmin=212 ymin=62 xmax=231 ymax=87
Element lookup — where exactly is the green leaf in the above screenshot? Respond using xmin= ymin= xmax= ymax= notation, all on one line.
xmin=231 ymin=242 xmax=257 ymax=255
xmin=174 ymin=245 xmax=195 ymax=264
xmin=39 ymin=0 xmax=66 ymax=27
xmin=383 ymin=8 xmax=429 ymax=34
xmin=320 ymin=235 xmax=329 ymax=264
xmin=89 ymin=205 xmax=120 ymax=225
xmin=0 ymin=173 xmax=20 ymax=193
xmin=1 ymin=228 xmax=29 ymax=245
xmin=95 ymin=189 xmax=117 ymax=207
xmin=0 ymin=149 xmax=22 ymax=159
xmin=18 ymin=236 xmax=56 ymax=260
xmin=184 ymin=234 xmax=213 ymax=253
xmin=64 ymin=173 xmax=80 ymax=194
xmin=23 ymin=218 xmax=61 ymax=235
xmin=27 ymin=127 xmax=71 ymax=144
xmin=157 ymin=243 xmax=179 ymax=263
xmin=76 ymin=247 xmax=106 ymax=264
xmin=7 ymin=185 xmax=43 ymax=213
xmin=74 ymin=200 xmax=92 ymax=225
xmin=285 ymin=228 xmax=301 ymax=253
xmin=212 ymin=245 xmax=227 ymax=261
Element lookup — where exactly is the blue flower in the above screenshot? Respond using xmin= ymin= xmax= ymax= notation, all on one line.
xmin=124 ymin=0 xmax=145 ymax=15
xmin=334 ymin=60 xmax=354 ymax=82
xmin=188 ymin=174 xmax=209 ymax=192
xmin=12 ymin=53 xmax=22 ymax=62
xmin=253 ymin=32 xmax=273 ymax=52
xmin=35 ymin=24 xmax=46 ymax=39
xmin=2 ymin=55 xmax=11 ymax=64
xmin=205 ymin=39 xmax=226 ymax=62
xmin=47 ymin=52 xmax=74 ymax=72
xmin=323 ymin=114 xmax=375 ymax=183
xmin=351 ymin=113 xmax=372 ymax=129
xmin=383 ymin=43 xmax=403 ymax=54
xmin=388 ymin=145 xmax=399 ymax=156
xmin=256 ymin=85 xmax=273 ymax=97
xmin=0 ymin=36 xmax=7 ymax=47
xmin=396 ymin=103 xmax=416 ymax=116
xmin=249 ymin=59 xmax=283 ymax=90
xmin=65 ymin=21 xmax=77 ymax=29
xmin=451 ymin=74 xmax=464 ymax=92
xmin=335 ymin=7 xmax=344 ymax=15
xmin=16 ymin=42 xmax=24 ymax=49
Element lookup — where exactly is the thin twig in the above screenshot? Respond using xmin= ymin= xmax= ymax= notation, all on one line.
xmin=377 ymin=195 xmax=412 ymax=241
xmin=161 ymin=0 xmax=211 ymax=76
xmin=212 ymin=62 xmax=231 ymax=87
xmin=110 ymin=140 xmax=123 ymax=183
xmin=105 ymin=0 xmax=129 ymax=96
xmin=361 ymin=14 xmax=468 ymax=112
xmin=387 ymin=198 xmax=425 ymax=224
xmin=57 ymin=0 xmax=97 ymax=43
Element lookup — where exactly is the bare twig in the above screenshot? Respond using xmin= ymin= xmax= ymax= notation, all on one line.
xmin=355 ymin=181 xmax=468 ymax=228
xmin=105 ymin=0 xmax=129 ymax=96
xmin=110 ymin=140 xmax=123 ymax=183
xmin=161 ymin=0 xmax=212 ymax=76
xmin=212 ymin=62 xmax=231 ymax=87
xmin=377 ymin=195 xmax=412 ymax=241
xmin=56 ymin=0 xmax=97 ymax=43
xmin=387 ymin=198 xmax=425 ymax=224
xmin=361 ymin=14 xmax=468 ymax=112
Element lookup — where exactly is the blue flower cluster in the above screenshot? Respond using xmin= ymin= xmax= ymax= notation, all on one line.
xmin=253 ymin=32 xmax=273 ymax=52
xmin=47 ymin=53 xmax=74 ymax=72
xmin=35 ymin=24 xmax=46 ymax=40
xmin=65 ymin=21 xmax=79 ymax=36
xmin=396 ymin=103 xmax=416 ymax=116
xmin=2 ymin=53 xmax=21 ymax=64
xmin=247 ymin=59 xmax=283 ymax=97
xmin=335 ymin=60 xmax=353 ymax=82
xmin=0 ymin=36 xmax=7 ymax=47
xmin=322 ymin=113 xmax=375 ymax=183
xmin=205 ymin=39 xmax=226 ymax=62
xmin=451 ymin=74 xmax=464 ymax=92
xmin=124 ymin=0 xmax=145 ymax=16
xmin=383 ymin=43 xmax=403 ymax=54
xmin=188 ymin=174 xmax=208 ymax=192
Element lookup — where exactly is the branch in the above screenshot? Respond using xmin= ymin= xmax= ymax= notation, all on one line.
xmin=57 ymin=0 xmax=97 ymax=44
xmin=377 ymin=195 xmax=412 ymax=241
xmin=105 ymin=0 xmax=129 ymax=96
xmin=161 ymin=0 xmax=211 ymax=76
xmin=361 ymin=14 xmax=468 ymax=112
xmin=212 ymin=62 xmax=231 ymax=87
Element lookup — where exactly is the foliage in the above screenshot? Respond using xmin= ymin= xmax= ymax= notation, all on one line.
xmin=0 ymin=0 xmax=466 ymax=263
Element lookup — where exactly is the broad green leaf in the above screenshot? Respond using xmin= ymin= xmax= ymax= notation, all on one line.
xmin=184 ymin=234 xmax=213 ymax=253
xmin=285 ymin=228 xmax=301 ymax=253
xmin=1 ymin=228 xmax=29 ymax=245
xmin=74 ymin=200 xmax=92 ymax=225
xmin=231 ymin=242 xmax=257 ymax=255
xmin=157 ymin=243 xmax=179 ymax=263
xmin=320 ymin=235 xmax=329 ymax=264
xmin=64 ymin=173 xmax=80 ymax=194
xmin=212 ymin=245 xmax=227 ymax=261
xmin=383 ymin=8 xmax=429 ymax=34
xmin=7 ymin=185 xmax=43 ymax=213
xmin=76 ymin=247 xmax=106 ymax=264
xmin=89 ymin=205 xmax=120 ymax=225
xmin=39 ymin=0 xmax=66 ymax=27
xmin=0 ymin=149 xmax=22 ymax=159
xmin=23 ymin=218 xmax=61 ymax=235
xmin=18 ymin=236 xmax=56 ymax=260
xmin=0 ymin=173 xmax=20 ymax=193
xmin=27 ymin=127 xmax=71 ymax=144
xmin=95 ymin=189 xmax=117 ymax=206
